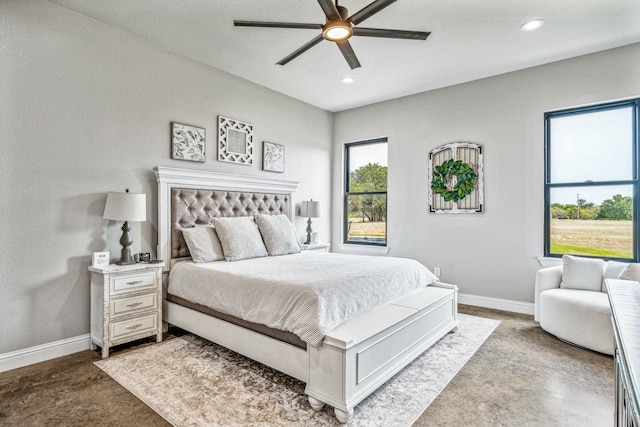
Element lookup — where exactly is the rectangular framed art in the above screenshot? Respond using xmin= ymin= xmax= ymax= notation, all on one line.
xmin=171 ymin=122 xmax=205 ymax=163
xmin=218 ymin=116 xmax=254 ymax=165
xmin=262 ymin=141 xmax=285 ymax=173
xmin=92 ymin=251 xmax=110 ymax=268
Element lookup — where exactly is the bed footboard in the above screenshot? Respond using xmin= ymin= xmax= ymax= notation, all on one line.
xmin=305 ymin=283 xmax=458 ymax=423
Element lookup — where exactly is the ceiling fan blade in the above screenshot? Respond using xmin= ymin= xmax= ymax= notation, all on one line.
xmin=234 ymin=21 xmax=322 ymax=30
xmin=277 ymin=34 xmax=324 ymax=66
xmin=317 ymin=0 xmax=342 ymax=21
xmin=353 ymin=27 xmax=430 ymax=40
xmin=348 ymin=0 xmax=397 ymax=25
xmin=336 ymin=40 xmax=361 ymax=70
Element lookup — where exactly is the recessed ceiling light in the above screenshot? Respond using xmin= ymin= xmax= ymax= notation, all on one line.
xmin=341 ymin=76 xmax=355 ymax=84
xmin=521 ymin=19 xmax=544 ymax=31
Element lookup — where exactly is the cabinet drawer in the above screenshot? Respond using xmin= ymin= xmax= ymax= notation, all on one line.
xmin=111 ymin=293 xmax=157 ymax=316
xmin=111 ymin=272 xmax=155 ymax=294
xmin=110 ymin=313 xmax=157 ymax=340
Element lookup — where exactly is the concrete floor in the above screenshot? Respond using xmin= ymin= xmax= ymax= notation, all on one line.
xmin=0 ymin=305 xmax=613 ymax=426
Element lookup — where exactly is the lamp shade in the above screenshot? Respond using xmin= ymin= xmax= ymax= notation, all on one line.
xmin=300 ymin=200 xmax=320 ymax=218
xmin=103 ymin=191 xmax=147 ymax=222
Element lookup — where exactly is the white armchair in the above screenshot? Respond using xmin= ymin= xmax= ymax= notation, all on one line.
xmin=532 ymin=255 xmax=639 ymax=356
xmin=534 ymin=265 xmax=613 ymax=355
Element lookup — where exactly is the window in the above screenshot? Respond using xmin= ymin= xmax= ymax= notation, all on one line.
xmin=344 ymin=138 xmax=388 ymax=246
xmin=544 ymin=99 xmax=639 ymax=260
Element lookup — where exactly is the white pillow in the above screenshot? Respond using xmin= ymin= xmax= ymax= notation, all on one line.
xmin=211 ymin=216 xmax=268 ymax=262
xmin=255 ymin=214 xmax=301 ymax=256
xmin=560 ymin=255 xmax=605 ymax=292
xmin=602 ymin=261 xmax=629 ymax=292
xmin=618 ymin=263 xmax=640 ymax=281
xmin=181 ymin=226 xmax=225 ymax=263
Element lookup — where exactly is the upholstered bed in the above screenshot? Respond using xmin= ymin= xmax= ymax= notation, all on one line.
xmin=155 ymin=166 xmax=458 ymax=423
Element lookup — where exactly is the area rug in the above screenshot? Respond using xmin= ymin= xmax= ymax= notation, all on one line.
xmin=95 ymin=313 xmax=499 ymax=426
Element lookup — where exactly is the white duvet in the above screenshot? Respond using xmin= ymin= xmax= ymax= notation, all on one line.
xmin=168 ymin=251 xmax=438 ymax=347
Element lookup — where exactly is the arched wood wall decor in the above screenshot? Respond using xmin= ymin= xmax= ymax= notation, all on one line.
xmin=428 ymin=142 xmax=484 ymax=214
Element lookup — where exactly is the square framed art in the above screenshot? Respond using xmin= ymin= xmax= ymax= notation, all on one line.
xmin=171 ymin=122 xmax=205 ymax=163
xmin=262 ymin=141 xmax=285 ymax=173
xmin=218 ymin=116 xmax=253 ymax=165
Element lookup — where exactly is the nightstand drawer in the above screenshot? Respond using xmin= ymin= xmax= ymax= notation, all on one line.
xmin=110 ymin=313 xmax=157 ymax=340
xmin=112 ymin=272 xmax=156 ymax=294
xmin=111 ymin=293 xmax=157 ymax=316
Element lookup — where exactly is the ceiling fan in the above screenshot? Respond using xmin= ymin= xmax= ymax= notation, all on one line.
xmin=234 ymin=0 xmax=430 ymax=70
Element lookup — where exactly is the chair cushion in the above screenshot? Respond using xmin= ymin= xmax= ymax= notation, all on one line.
xmin=618 ymin=263 xmax=640 ymax=281
xmin=560 ymin=255 xmax=605 ymax=292
xmin=538 ymin=288 xmax=613 ymax=355
xmin=602 ymin=261 xmax=629 ymax=292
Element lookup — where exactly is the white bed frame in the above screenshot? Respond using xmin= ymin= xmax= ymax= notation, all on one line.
xmin=155 ymin=166 xmax=458 ymax=423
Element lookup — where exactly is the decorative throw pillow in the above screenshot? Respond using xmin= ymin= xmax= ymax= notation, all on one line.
xmin=602 ymin=261 xmax=630 ymax=292
xmin=181 ymin=226 xmax=225 ymax=263
xmin=618 ymin=263 xmax=640 ymax=281
xmin=560 ymin=255 xmax=605 ymax=292
xmin=255 ymin=214 xmax=301 ymax=256
xmin=211 ymin=216 xmax=268 ymax=261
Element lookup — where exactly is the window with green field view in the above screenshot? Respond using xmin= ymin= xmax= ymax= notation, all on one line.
xmin=544 ymin=99 xmax=639 ymax=260
xmin=344 ymin=139 xmax=387 ymax=246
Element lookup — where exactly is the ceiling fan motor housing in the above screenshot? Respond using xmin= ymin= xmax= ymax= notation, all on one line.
xmin=323 ymin=6 xmax=353 ymax=41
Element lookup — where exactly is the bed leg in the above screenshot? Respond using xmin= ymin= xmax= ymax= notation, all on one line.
xmin=307 ymin=396 xmax=325 ymax=411
xmin=334 ymin=408 xmax=354 ymax=424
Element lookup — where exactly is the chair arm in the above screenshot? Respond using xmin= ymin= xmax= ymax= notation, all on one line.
xmin=534 ymin=265 xmax=562 ymax=321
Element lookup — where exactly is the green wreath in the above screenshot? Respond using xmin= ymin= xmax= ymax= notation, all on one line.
xmin=431 ymin=159 xmax=478 ymax=202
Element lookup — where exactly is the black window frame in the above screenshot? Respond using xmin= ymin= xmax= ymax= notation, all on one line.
xmin=343 ymin=138 xmax=388 ymax=247
xmin=544 ymin=98 xmax=640 ymax=261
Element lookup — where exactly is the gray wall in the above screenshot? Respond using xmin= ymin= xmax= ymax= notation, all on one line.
xmin=333 ymin=42 xmax=640 ymax=303
xmin=0 ymin=0 xmax=332 ymax=354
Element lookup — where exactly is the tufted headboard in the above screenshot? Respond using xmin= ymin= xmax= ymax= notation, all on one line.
xmin=171 ymin=188 xmax=291 ymax=259
xmin=155 ymin=166 xmax=299 ymax=270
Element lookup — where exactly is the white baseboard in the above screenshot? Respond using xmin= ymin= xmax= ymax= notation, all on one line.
xmin=0 ymin=293 xmax=532 ymax=373
xmin=0 ymin=334 xmax=91 ymax=373
xmin=458 ymin=293 xmax=534 ymax=316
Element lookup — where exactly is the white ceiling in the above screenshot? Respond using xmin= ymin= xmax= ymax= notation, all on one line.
xmin=49 ymin=0 xmax=640 ymax=112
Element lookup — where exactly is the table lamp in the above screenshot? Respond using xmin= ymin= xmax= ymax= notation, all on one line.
xmin=300 ymin=200 xmax=320 ymax=245
xmin=103 ymin=189 xmax=147 ymax=265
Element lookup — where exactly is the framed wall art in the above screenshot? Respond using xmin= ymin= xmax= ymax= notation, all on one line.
xmin=218 ymin=116 xmax=254 ymax=165
xmin=262 ymin=141 xmax=285 ymax=173
xmin=428 ymin=142 xmax=484 ymax=214
xmin=171 ymin=122 xmax=206 ymax=163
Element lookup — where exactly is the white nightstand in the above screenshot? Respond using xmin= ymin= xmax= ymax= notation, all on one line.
xmin=89 ymin=262 xmax=164 ymax=358
xmin=301 ymin=243 xmax=331 ymax=252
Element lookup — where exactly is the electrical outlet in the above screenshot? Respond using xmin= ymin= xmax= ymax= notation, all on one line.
xmin=434 ymin=267 xmax=441 ymax=277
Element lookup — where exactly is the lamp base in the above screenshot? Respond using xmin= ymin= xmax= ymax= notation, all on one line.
xmin=116 ymin=221 xmax=136 ymax=265
xmin=305 ymin=217 xmax=313 ymax=245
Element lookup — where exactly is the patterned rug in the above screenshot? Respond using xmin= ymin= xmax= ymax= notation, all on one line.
xmin=95 ymin=313 xmax=499 ymax=426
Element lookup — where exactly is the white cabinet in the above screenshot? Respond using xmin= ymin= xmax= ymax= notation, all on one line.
xmin=89 ymin=263 xmax=164 ymax=358
xmin=301 ymin=243 xmax=330 ymax=252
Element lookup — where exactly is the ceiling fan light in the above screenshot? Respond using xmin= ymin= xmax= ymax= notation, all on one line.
xmin=323 ymin=21 xmax=352 ymax=42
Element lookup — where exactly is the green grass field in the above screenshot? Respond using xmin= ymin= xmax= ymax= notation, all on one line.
xmin=550 ymin=219 xmax=632 ymax=258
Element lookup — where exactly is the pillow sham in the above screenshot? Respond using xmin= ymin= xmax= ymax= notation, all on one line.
xmin=560 ymin=254 xmax=604 ymax=292
xmin=181 ymin=226 xmax=225 ymax=263
xmin=211 ymin=216 xmax=268 ymax=261
xmin=618 ymin=263 xmax=640 ymax=281
xmin=255 ymin=214 xmax=301 ymax=256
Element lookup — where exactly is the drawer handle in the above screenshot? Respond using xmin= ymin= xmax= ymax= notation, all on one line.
xmin=126 ymin=280 xmax=143 ymax=285
xmin=126 ymin=302 xmax=143 ymax=308
xmin=126 ymin=323 xmax=144 ymax=330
